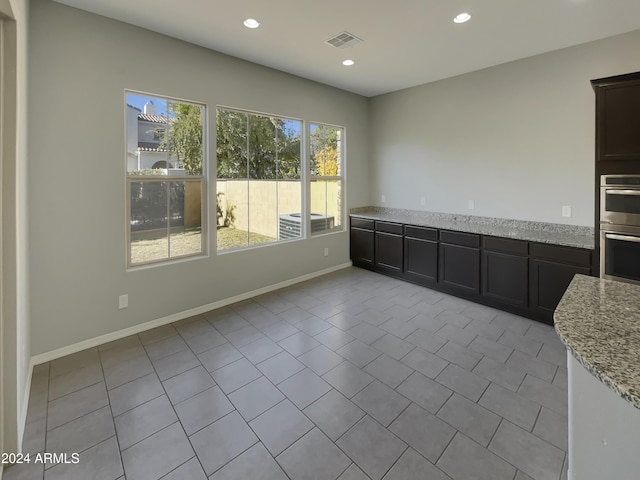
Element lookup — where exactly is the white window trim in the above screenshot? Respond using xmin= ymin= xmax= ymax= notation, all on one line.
xmin=215 ymin=106 xmax=306 ymax=253
xmin=308 ymin=121 xmax=346 ymax=237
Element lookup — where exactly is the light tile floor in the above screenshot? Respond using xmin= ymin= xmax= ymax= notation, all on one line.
xmin=5 ymin=267 xmax=569 ymax=480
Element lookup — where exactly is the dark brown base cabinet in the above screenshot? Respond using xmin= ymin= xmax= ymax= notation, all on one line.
xmin=529 ymin=244 xmax=592 ymax=321
xmin=439 ymin=231 xmax=481 ymax=295
xmin=374 ymin=222 xmax=403 ymax=274
xmin=350 ymin=218 xmax=375 ymax=268
xmin=350 ymin=217 xmax=593 ymax=325
xmin=404 ymin=226 xmax=438 ymax=285
xmin=482 ymin=237 xmax=528 ymax=309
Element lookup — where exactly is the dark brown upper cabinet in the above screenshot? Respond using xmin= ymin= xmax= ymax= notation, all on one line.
xmin=592 ymin=72 xmax=640 ymax=163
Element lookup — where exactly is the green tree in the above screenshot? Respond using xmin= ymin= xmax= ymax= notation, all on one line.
xmin=310 ymin=125 xmax=339 ymax=176
xmin=216 ymin=109 xmax=301 ymax=179
xmin=162 ymin=102 xmax=204 ymax=175
xmin=315 ymin=145 xmax=339 ymax=176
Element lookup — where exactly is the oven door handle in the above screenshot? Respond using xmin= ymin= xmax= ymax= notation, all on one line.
xmin=604 ymin=233 xmax=640 ymax=243
xmin=605 ymin=189 xmax=640 ymax=196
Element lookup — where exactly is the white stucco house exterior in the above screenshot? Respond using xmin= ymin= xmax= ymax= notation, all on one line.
xmin=126 ymin=101 xmax=179 ymax=172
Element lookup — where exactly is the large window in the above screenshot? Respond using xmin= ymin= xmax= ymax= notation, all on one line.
xmin=125 ymin=92 xmax=206 ymax=266
xmin=310 ymin=123 xmax=344 ymax=234
xmin=216 ymin=108 xmax=302 ymax=251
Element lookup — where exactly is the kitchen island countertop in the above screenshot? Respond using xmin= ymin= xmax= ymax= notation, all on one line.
xmin=555 ymin=274 xmax=640 ymax=409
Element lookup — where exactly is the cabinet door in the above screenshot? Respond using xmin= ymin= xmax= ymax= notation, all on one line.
xmin=596 ymin=80 xmax=640 ymax=162
xmin=439 ymin=243 xmax=480 ymax=295
xmin=482 ymin=251 xmax=528 ymax=308
xmin=350 ymin=228 xmax=374 ymax=267
xmin=375 ymin=232 xmax=403 ymax=273
xmin=529 ymin=259 xmax=591 ymax=323
xmin=404 ymin=237 xmax=437 ymax=285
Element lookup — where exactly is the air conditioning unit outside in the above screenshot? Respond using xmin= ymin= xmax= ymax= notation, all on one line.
xmin=278 ymin=213 xmax=335 ymax=239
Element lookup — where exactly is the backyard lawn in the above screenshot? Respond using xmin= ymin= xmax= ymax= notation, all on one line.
xmin=216 ymin=227 xmax=275 ymax=251
xmin=130 ymin=227 xmax=276 ymax=263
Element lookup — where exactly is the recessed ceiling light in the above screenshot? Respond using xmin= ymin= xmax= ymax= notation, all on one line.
xmin=243 ymin=18 xmax=260 ymax=29
xmin=342 ymin=59 xmax=355 ymax=66
xmin=453 ymin=13 xmax=471 ymax=24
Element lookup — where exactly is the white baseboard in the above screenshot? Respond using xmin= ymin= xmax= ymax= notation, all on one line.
xmin=30 ymin=262 xmax=352 ymax=366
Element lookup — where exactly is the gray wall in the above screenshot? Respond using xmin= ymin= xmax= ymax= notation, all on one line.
xmin=28 ymin=0 xmax=370 ymax=355
xmin=369 ymin=29 xmax=640 ymax=227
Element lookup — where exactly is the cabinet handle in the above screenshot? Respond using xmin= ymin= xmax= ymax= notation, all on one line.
xmin=606 ymin=189 xmax=640 ymax=196
xmin=605 ymin=233 xmax=640 ymax=243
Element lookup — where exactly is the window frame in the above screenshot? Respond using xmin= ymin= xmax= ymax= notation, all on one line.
xmin=125 ymin=89 xmax=209 ymax=269
xmin=215 ymin=105 xmax=305 ymax=254
xmin=308 ymin=121 xmax=346 ymax=237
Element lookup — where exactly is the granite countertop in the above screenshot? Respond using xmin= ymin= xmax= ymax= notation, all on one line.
xmin=350 ymin=207 xmax=595 ymax=249
xmin=555 ymin=274 xmax=640 ymax=409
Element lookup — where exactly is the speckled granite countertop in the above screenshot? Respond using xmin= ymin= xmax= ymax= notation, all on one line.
xmin=555 ymin=275 xmax=640 ymax=409
xmin=350 ymin=207 xmax=594 ymax=249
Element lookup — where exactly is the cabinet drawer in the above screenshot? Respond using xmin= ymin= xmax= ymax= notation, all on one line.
xmin=483 ymin=236 xmax=528 ymax=256
xmin=405 ymin=225 xmax=438 ymax=241
xmin=440 ymin=230 xmax=480 ymax=248
xmin=376 ymin=221 xmax=403 ymax=235
xmin=351 ymin=217 xmax=374 ymax=230
xmin=530 ymin=243 xmax=592 ymax=268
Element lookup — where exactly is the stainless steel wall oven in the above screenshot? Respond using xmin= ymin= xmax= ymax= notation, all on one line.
xmin=600 ymin=175 xmax=640 ymax=285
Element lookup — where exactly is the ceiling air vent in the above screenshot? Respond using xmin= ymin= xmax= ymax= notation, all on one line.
xmin=325 ymin=31 xmax=363 ymax=49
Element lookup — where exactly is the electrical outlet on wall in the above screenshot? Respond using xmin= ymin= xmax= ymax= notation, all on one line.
xmin=467 ymin=200 xmax=475 ymax=210
xmin=562 ymin=205 xmax=572 ymax=218
xmin=324 ymin=247 xmax=329 ymax=257
xmin=420 ymin=197 xmax=426 ymax=206
xmin=119 ymin=294 xmax=128 ymax=309
xmin=381 ymin=195 xmax=386 ymax=203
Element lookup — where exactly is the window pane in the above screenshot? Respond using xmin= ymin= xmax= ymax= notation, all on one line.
xmin=248 ymin=114 xmax=277 ymax=180
xmin=249 ymin=180 xmax=277 ymax=246
xmin=278 ymin=180 xmax=302 ymax=240
xmin=310 ymin=124 xmax=342 ymax=177
xmin=217 ymin=108 xmax=302 ymax=252
xmin=166 ymin=100 xmax=204 ymax=175
xmin=276 ymin=119 xmax=303 ymax=240
xmin=217 ymin=179 xmax=249 ymax=251
xmin=169 ymin=180 xmax=203 ymax=258
xmin=310 ymin=123 xmax=343 ymax=235
xmin=217 ymin=109 xmax=248 ymax=179
xmin=130 ymin=180 xmax=169 ymax=263
xmin=126 ymin=92 xmax=206 ymax=266
xmin=279 ymin=120 xmax=302 ymax=180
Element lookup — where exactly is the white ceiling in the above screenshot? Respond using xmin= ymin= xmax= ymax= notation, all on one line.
xmin=54 ymin=0 xmax=640 ymax=97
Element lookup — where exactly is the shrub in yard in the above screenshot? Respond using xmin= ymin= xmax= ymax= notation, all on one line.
xmin=216 ymin=192 xmax=236 ymax=228
xmin=224 ymin=204 xmax=236 ymax=228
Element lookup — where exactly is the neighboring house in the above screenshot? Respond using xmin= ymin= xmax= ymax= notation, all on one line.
xmin=126 ymin=101 xmax=178 ymax=172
